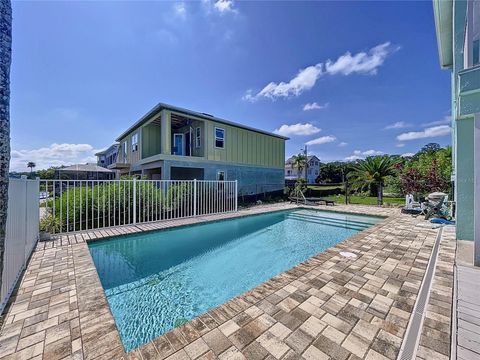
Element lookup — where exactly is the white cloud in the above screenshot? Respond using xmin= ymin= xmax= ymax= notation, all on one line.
xmin=305 ymin=135 xmax=336 ymax=146
xmin=173 ymin=2 xmax=186 ymax=18
xmin=213 ymin=0 xmax=237 ymax=13
xmin=244 ymin=42 xmax=398 ymax=102
xmin=396 ymin=143 xmax=405 ymax=148
xmin=303 ymin=102 xmax=329 ymax=111
xmin=362 ymin=149 xmax=384 ymax=156
xmin=338 ymin=142 xmax=348 ymax=147
xmin=273 ymin=123 xmax=321 ymax=137
xmin=325 ymin=42 xmax=399 ymax=76
xmin=344 ymin=155 xmax=362 ymax=161
xmin=401 ymin=152 xmax=415 ymax=157
xmin=396 ymin=125 xmax=451 ymax=141
xmin=422 ymin=115 xmax=451 ymax=127
xmin=344 ymin=149 xmax=383 ymax=161
xmin=10 ymin=143 xmax=98 ymax=172
xmin=385 ymin=121 xmax=410 ymax=130
xmin=251 ymin=64 xmax=323 ymax=101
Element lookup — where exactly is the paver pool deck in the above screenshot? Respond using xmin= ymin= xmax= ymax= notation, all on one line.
xmin=0 ymin=203 xmax=456 ymax=360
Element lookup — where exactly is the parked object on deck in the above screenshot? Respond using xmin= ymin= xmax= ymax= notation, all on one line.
xmin=401 ymin=193 xmax=423 ymax=214
xmin=421 ymin=192 xmax=452 ymax=220
xmin=430 ymin=217 xmax=456 ymax=225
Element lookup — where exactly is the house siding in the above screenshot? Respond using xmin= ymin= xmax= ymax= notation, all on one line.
xmin=203 ymin=120 xmax=284 ymax=168
xmin=114 ymin=105 xmax=286 ymax=193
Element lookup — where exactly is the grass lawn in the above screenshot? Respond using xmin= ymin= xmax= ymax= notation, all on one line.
xmin=326 ymin=194 xmax=404 ymax=206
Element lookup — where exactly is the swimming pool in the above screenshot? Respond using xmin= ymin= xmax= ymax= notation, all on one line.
xmin=88 ymin=208 xmax=382 ymax=351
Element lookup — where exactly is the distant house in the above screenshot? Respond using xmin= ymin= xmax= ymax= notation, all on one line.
xmin=55 ymin=163 xmax=115 ymax=180
xmin=106 ymin=103 xmax=288 ymax=195
xmin=96 ymin=143 xmax=119 ymax=168
xmin=284 ymin=155 xmax=320 ymax=184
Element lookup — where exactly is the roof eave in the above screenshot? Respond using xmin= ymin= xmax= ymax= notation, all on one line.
xmin=433 ymin=0 xmax=454 ymax=69
xmin=115 ymin=102 xmax=289 ymax=142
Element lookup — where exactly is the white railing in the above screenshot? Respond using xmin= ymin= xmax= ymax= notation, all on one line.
xmin=1 ymin=178 xmax=39 ymax=312
xmin=40 ymin=179 xmax=238 ymax=234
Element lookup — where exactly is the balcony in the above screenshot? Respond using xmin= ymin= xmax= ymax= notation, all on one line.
xmin=458 ymin=66 xmax=480 ymax=117
xmin=170 ymin=112 xmax=205 ymax=158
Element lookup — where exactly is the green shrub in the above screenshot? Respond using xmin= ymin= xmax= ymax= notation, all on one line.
xmin=44 ymin=181 xmax=193 ymax=232
xmin=40 ymin=215 xmax=62 ymax=233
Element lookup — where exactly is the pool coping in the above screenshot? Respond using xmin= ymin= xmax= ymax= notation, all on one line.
xmin=0 ymin=203 xmax=455 ymax=360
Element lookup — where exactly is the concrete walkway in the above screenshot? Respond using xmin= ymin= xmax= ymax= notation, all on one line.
xmin=0 ymin=204 xmax=455 ymax=360
xmin=456 ymin=265 xmax=480 ymax=359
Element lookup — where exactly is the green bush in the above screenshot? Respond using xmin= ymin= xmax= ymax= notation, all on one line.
xmin=43 ymin=181 xmax=193 ymax=232
xmin=40 ymin=214 xmax=62 ymax=233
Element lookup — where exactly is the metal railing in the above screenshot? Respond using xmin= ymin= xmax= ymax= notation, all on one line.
xmin=40 ymin=179 xmax=237 ymax=234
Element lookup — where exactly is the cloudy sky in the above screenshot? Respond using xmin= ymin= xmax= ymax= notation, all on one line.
xmin=10 ymin=1 xmax=451 ymax=171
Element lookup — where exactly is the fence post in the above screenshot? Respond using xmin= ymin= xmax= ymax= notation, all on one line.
xmin=193 ymin=179 xmax=197 ymax=217
xmin=235 ymin=180 xmax=238 ymax=211
xmin=133 ymin=178 xmax=137 ymax=224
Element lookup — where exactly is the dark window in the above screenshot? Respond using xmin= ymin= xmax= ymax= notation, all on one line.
xmin=215 ymin=128 xmax=225 ymax=148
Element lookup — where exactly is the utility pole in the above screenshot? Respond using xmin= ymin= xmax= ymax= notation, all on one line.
xmin=304 ymin=145 xmax=308 ymax=183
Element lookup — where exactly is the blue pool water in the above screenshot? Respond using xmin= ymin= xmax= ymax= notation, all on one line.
xmin=88 ymin=209 xmax=382 ymax=351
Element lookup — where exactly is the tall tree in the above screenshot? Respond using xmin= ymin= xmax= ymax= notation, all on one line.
xmin=420 ymin=143 xmax=441 ymax=154
xmin=27 ymin=161 xmax=35 ymax=177
xmin=348 ymin=156 xmax=399 ymax=205
xmin=0 ymin=0 xmax=12 ymax=294
xmin=291 ymin=153 xmax=307 ymax=179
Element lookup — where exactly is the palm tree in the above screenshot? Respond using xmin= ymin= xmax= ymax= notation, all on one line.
xmin=27 ymin=161 xmax=36 ymax=177
xmin=291 ymin=153 xmax=307 ymax=179
xmin=348 ymin=156 xmax=398 ymax=205
xmin=0 ymin=0 xmax=12 ymax=296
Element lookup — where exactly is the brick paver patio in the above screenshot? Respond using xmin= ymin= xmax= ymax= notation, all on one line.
xmin=0 ymin=203 xmax=456 ymax=359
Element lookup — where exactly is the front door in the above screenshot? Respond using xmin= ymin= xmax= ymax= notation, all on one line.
xmin=173 ymin=133 xmax=184 ymax=155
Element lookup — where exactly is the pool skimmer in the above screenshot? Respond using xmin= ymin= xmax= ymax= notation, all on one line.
xmin=339 ymin=251 xmax=357 ymax=259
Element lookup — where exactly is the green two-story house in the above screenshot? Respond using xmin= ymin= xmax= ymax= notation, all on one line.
xmin=108 ymin=103 xmax=288 ymax=195
xmin=433 ymin=0 xmax=480 ymax=265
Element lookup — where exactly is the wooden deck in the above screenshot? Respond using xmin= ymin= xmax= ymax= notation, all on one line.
xmin=456 ymin=265 xmax=480 ymax=359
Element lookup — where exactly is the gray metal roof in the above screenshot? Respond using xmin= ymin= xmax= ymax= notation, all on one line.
xmin=115 ymin=102 xmax=289 ymax=141
xmin=95 ymin=143 xmax=119 ymax=156
xmin=59 ymin=163 xmax=113 ymax=173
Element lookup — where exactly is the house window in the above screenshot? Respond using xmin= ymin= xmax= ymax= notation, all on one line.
xmin=217 ymin=171 xmax=225 ymax=181
xmin=195 ymin=127 xmax=201 ymax=148
xmin=215 ymin=127 xmax=225 ymax=148
xmin=123 ymin=142 xmax=128 ymax=163
xmin=131 ymin=133 xmax=139 ymax=152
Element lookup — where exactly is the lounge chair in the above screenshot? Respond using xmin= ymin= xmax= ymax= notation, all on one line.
xmin=289 ymin=196 xmax=319 ymax=206
xmin=289 ymin=195 xmax=335 ymax=206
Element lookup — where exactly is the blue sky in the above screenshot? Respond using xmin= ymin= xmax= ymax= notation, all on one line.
xmin=10 ymin=0 xmax=451 ymax=171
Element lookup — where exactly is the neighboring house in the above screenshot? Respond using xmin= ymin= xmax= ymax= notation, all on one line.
xmin=96 ymin=143 xmax=119 ymax=168
xmin=55 ymin=164 xmax=115 ymax=180
xmin=108 ymin=103 xmax=288 ymax=195
xmin=433 ymin=0 xmax=480 ymax=264
xmin=284 ymin=155 xmax=320 ymax=184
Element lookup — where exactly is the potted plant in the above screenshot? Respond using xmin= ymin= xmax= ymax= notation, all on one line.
xmin=39 ymin=214 xmax=61 ymax=241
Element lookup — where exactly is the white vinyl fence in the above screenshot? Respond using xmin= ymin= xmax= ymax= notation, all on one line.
xmin=40 ymin=179 xmax=237 ymax=234
xmin=1 ymin=178 xmax=39 ymax=312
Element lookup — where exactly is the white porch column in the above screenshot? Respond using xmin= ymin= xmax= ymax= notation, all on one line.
xmin=474 ymin=114 xmax=480 ymax=266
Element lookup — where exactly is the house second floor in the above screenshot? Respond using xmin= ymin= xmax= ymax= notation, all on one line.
xmin=95 ymin=143 xmax=119 ymax=168
xmin=109 ymin=103 xmax=288 ymax=171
